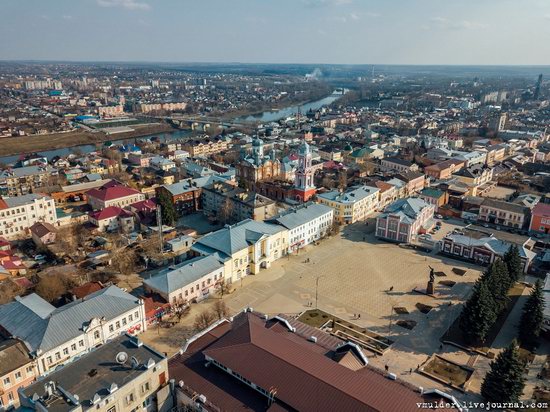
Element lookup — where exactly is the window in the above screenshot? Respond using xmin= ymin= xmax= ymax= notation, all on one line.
xmin=15 ymin=371 xmax=22 ymax=381
xmin=47 ymin=356 xmax=53 ymax=364
xmin=26 ymin=366 xmax=34 ymax=374
xmin=94 ymin=330 xmax=100 ymax=339
xmin=128 ymin=314 xmax=133 ymax=322
xmin=8 ymin=392 xmax=14 ymax=402
xmin=55 ymin=352 xmax=61 ymax=360
xmin=71 ymin=344 xmax=77 ymax=351
xmin=109 ymin=325 xmax=114 ymax=332
xmin=134 ymin=311 xmax=139 ymax=318
xmin=107 ymin=407 xmax=116 ymax=412
xmin=122 ymin=318 xmax=127 ymax=326
xmin=116 ymin=321 xmax=120 ymax=329
xmin=79 ymin=340 xmax=84 ymax=347
xmin=63 ymin=348 xmax=69 ymax=356
xmin=3 ymin=377 xmax=11 ymax=386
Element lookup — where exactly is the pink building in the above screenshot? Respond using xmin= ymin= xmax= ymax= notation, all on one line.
xmin=0 ymin=339 xmax=37 ymax=409
xmin=376 ymin=197 xmax=435 ymax=243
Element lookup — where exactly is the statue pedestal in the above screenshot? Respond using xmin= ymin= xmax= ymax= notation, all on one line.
xmin=426 ymin=281 xmax=435 ymax=295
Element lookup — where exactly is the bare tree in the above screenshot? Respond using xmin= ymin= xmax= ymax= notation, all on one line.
xmin=0 ymin=281 xmax=24 ymax=304
xmin=218 ymin=197 xmax=234 ymax=224
xmin=212 ymin=300 xmax=229 ymax=320
xmin=217 ymin=280 xmax=231 ymax=298
xmin=111 ymin=247 xmax=138 ymax=275
xmin=35 ymin=273 xmax=76 ymax=303
xmin=194 ymin=310 xmax=215 ymax=331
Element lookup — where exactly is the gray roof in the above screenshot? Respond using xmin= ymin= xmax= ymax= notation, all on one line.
xmin=163 ymin=175 xmax=224 ymax=196
xmin=317 ymin=186 xmax=379 ymax=204
xmin=0 ymin=286 xmax=141 ymax=354
xmin=444 ymin=233 xmax=536 ymax=261
xmin=144 ymin=255 xmax=223 ymax=295
xmin=380 ymin=197 xmax=431 ymax=224
xmin=481 ymin=198 xmax=528 ymax=214
xmin=193 ymin=219 xmax=285 ymax=259
xmin=2 ymin=193 xmax=50 ymax=208
xmin=269 ymin=203 xmax=333 ymax=230
xmin=21 ymin=335 xmax=165 ymax=412
xmin=0 ymin=165 xmax=52 ymax=179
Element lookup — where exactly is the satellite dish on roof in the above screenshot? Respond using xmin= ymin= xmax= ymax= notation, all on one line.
xmin=115 ymin=352 xmax=128 ymax=365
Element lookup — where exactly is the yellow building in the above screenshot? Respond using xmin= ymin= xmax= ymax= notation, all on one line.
xmin=191 ymin=219 xmax=288 ymax=284
xmin=317 ymin=185 xmax=380 ymax=225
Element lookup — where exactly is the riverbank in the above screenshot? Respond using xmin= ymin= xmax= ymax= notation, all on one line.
xmin=0 ymin=123 xmax=175 ymax=157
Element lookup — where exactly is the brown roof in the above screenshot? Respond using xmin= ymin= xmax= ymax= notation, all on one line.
xmin=29 ymin=221 xmax=57 ymax=237
xmin=71 ymin=281 xmax=104 ymax=299
xmin=0 ymin=338 xmax=33 ymax=376
xmin=171 ymin=312 xmax=457 ymax=412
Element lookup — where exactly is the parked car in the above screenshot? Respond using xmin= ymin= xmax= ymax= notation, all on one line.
xmin=435 ymin=214 xmax=443 ymax=219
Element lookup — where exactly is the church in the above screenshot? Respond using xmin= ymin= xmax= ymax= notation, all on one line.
xmin=236 ymin=137 xmax=281 ymax=190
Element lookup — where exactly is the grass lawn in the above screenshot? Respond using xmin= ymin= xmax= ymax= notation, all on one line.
xmin=442 ymin=283 xmax=526 ymax=353
xmin=422 ymin=355 xmax=473 ymax=388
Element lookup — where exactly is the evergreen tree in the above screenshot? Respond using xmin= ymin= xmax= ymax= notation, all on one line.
xmin=504 ymin=244 xmax=523 ymax=284
xmin=519 ymin=280 xmax=545 ymax=348
xmin=481 ymin=341 xmax=526 ymax=403
xmin=480 ymin=260 xmax=511 ymax=312
xmin=157 ymin=189 xmax=177 ymax=226
xmin=459 ymin=279 xmax=498 ymax=344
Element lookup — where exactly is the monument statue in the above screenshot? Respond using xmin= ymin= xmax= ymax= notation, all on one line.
xmin=427 ymin=266 xmax=435 ymax=295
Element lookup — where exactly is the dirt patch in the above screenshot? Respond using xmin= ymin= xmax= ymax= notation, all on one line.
xmin=422 ymin=355 xmax=473 ymax=389
xmin=434 ymin=271 xmax=447 ymax=277
xmin=452 ymin=268 xmax=467 ymax=276
xmin=439 ymin=280 xmax=457 ymax=287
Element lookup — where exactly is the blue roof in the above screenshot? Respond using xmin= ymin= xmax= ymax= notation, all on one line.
xmin=270 ymin=203 xmax=333 ymax=230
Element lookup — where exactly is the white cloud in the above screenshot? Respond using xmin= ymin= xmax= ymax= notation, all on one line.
xmin=429 ymin=16 xmax=487 ymax=30
xmin=350 ymin=12 xmax=359 ymax=20
xmin=96 ymin=0 xmax=150 ymax=11
xmin=62 ymin=15 xmax=73 ymax=20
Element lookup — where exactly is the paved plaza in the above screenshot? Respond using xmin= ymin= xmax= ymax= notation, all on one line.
xmin=140 ymin=219 xmax=494 ymax=401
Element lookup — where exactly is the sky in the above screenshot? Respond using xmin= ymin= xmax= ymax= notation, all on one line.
xmin=1 ymin=0 xmax=550 ymax=65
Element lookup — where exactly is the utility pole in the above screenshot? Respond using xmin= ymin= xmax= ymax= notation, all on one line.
xmin=156 ymin=204 xmax=163 ymax=254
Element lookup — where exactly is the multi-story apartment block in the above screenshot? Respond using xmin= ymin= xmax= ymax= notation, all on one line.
xmin=19 ymin=334 xmax=168 ymax=412
xmin=86 ymin=181 xmax=145 ymax=210
xmin=0 ymin=194 xmax=57 ymax=240
xmin=191 ymin=219 xmax=288 ymax=284
xmin=478 ymin=198 xmax=529 ymax=229
xmin=0 ymin=338 xmax=38 ymax=409
xmin=0 ymin=165 xmax=54 ymax=197
xmin=0 ymin=286 xmax=147 ymax=375
xmin=268 ymin=203 xmax=334 ymax=253
xmin=376 ymin=198 xmax=435 ymax=243
xmin=138 ymin=102 xmax=187 ymax=113
xmin=317 ymin=186 xmax=380 ymax=225
xmin=182 ymin=137 xmax=230 ymax=158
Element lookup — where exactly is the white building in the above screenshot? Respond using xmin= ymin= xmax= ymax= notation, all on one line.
xmin=317 ymin=186 xmax=380 ymax=225
xmin=0 ymin=194 xmax=57 ymax=240
xmin=86 ymin=182 xmax=145 ymax=210
xmin=269 ymin=203 xmax=334 ymax=253
xmin=143 ymin=255 xmax=225 ymax=305
xmin=0 ymin=286 xmax=146 ymax=375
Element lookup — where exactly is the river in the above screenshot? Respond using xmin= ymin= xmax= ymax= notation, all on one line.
xmin=234 ymin=89 xmax=347 ymax=123
xmin=1 ymin=89 xmax=346 ymax=164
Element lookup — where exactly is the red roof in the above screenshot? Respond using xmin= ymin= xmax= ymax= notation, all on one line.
xmin=89 ymin=206 xmax=133 ymax=221
xmin=87 ymin=183 xmax=141 ymax=202
xmin=532 ymin=202 xmax=550 ymax=217
xmin=71 ymin=281 xmax=104 ymax=299
xmin=171 ymin=312 xmax=456 ymax=412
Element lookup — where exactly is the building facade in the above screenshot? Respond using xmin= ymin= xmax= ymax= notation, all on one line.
xmin=0 ymin=194 xmax=57 ymax=240
xmin=317 ymin=186 xmax=380 ymax=225
xmin=0 ymin=286 xmax=147 ymax=376
xmin=376 ymin=198 xmax=435 ymax=243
